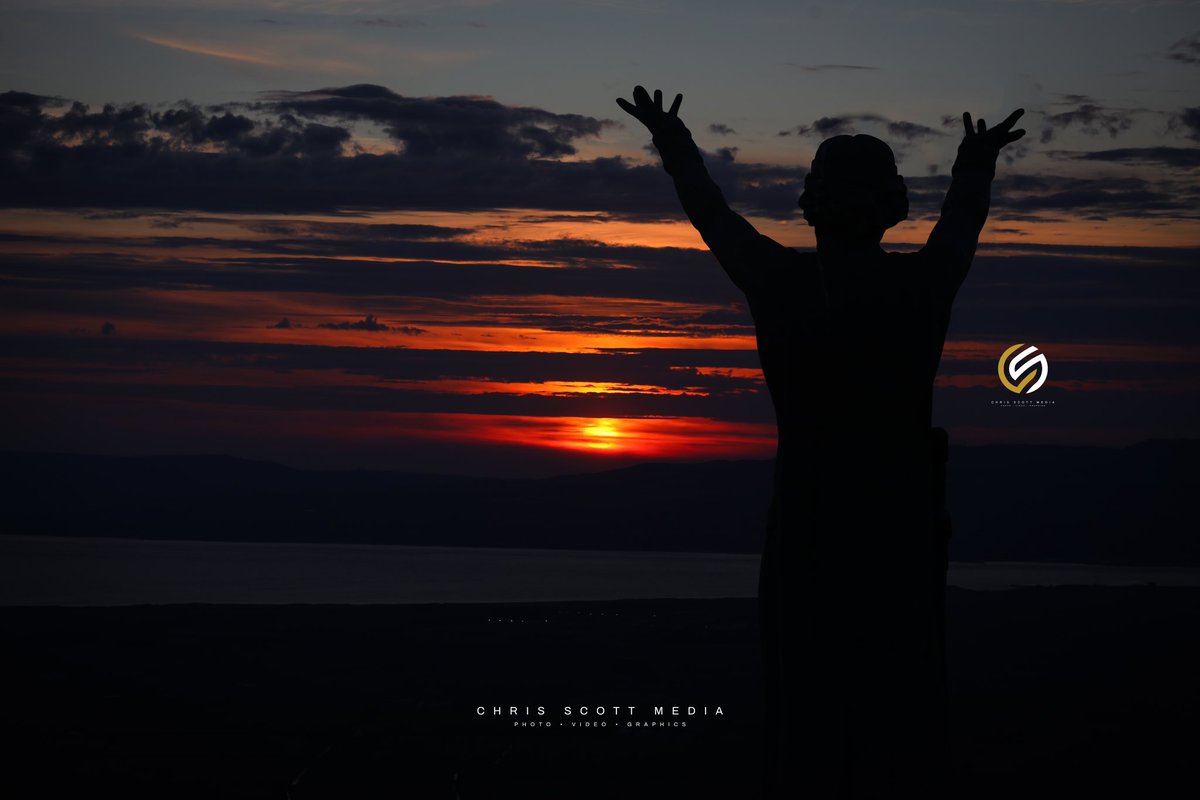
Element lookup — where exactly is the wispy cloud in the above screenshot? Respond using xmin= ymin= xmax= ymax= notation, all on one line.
xmin=782 ymin=63 xmax=879 ymax=73
xmin=778 ymin=112 xmax=946 ymax=141
xmin=355 ymin=17 xmax=427 ymax=29
xmin=1039 ymin=99 xmax=1139 ymax=143
xmin=1167 ymin=31 xmax=1200 ymax=66
xmin=1045 ymin=146 xmax=1200 ymax=169
xmin=128 ymin=32 xmax=373 ymax=75
xmin=1169 ymin=107 xmax=1200 ymax=141
xmin=131 ymin=33 xmax=277 ymax=66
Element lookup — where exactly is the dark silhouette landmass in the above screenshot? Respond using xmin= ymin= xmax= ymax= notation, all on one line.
xmin=3 ymin=439 xmax=1197 ymax=566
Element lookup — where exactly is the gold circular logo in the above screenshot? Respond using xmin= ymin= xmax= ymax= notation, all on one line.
xmin=998 ymin=344 xmax=1049 ymax=394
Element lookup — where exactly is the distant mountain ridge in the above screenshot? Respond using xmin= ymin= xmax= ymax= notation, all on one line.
xmin=2 ymin=440 xmax=1197 ymax=567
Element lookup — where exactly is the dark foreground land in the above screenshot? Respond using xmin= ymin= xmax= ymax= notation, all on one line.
xmin=3 ymin=587 xmax=1198 ymax=799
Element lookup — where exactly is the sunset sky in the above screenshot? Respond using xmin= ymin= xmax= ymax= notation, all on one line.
xmin=1 ymin=0 xmax=1198 ymax=476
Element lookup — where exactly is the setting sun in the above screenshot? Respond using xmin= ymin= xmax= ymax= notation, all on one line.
xmin=581 ymin=418 xmax=623 ymax=449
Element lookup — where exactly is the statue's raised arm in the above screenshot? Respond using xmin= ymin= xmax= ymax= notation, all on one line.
xmin=617 ymin=85 xmax=790 ymax=294
xmin=922 ymin=108 xmax=1026 ymax=297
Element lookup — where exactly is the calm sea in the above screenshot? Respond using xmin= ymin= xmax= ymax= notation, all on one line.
xmin=2 ymin=535 xmax=1196 ymax=606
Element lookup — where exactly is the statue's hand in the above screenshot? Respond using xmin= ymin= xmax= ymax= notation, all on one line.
xmin=616 ymin=85 xmax=687 ymax=137
xmin=953 ymin=108 xmax=1026 ymax=175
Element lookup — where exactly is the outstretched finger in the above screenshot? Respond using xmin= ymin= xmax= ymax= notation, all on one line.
xmin=616 ymin=97 xmax=639 ymax=117
xmin=632 ymin=85 xmax=651 ymax=107
xmin=963 ymin=112 xmax=974 ymax=137
xmin=977 ymin=118 xmax=986 ymax=135
xmin=1005 ymin=128 xmax=1026 ymax=144
xmin=654 ymin=89 xmax=663 ymax=111
xmin=668 ymin=92 xmax=682 ymax=116
xmin=996 ymin=108 xmax=1025 ymax=132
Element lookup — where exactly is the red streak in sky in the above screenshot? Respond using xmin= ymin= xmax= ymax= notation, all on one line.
xmin=383 ymin=413 xmax=779 ymax=459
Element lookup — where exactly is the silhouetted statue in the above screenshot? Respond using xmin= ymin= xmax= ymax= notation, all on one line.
xmin=618 ymin=86 xmax=1024 ymax=798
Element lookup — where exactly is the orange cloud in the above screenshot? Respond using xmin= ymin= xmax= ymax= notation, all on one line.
xmin=128 ymin=32 xmax=373 ymax=75
xmin=131 ymin=33 xmax=278 ymax=66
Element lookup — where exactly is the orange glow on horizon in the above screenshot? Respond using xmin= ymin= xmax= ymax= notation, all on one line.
xmin=4 ymin=206 xmax=1197 ymax=258
xmin=323 ymin=412 xmax=779 ymax=460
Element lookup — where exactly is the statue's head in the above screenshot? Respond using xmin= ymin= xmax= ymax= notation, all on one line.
xmin=797 ymin=134 xmax=908 ymax=244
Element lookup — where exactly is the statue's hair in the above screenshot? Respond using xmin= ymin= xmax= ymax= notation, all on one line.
xmin=797 ymin=134 xmax=909 ymax=231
